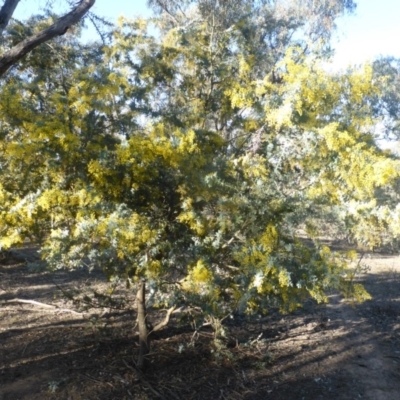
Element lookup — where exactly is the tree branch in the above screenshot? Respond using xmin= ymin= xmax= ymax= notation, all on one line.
xmin=0 ymin=0 xmax=95 ymax=78
xmin=151 ymin=305 xmax=182 ymax=332
xmin=0 ymin=0 xmax=20 ymax=35
xmin=0 ymin=298 xmax=83 ymax=315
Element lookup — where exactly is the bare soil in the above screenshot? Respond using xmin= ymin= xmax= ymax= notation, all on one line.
xmin=1 ymin=244 xmax=400 ymax=400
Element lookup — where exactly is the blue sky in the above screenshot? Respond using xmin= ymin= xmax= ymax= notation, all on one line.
xmin=332 ymin=0 xmax=400 ymax=69
xmin=13 ymin=0 xmax=400 ymax=68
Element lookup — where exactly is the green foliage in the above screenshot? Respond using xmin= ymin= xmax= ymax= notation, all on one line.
xmin=371 ymin=57 xmax=400 ymax=140
xmin=1 ymin=0 xmax=399 ymax=320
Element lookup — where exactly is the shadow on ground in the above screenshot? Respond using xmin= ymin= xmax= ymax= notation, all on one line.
xmin=1 ymin=247 xmax=400 ymax=399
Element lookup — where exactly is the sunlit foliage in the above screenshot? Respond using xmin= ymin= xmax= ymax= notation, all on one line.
xmin=0 ymin=0 xmax=397 ymax=318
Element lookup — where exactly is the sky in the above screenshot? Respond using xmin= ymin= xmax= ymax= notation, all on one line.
xmin=332 ymin=0 xmax=400 ymax=69
xmin=13 ymin=0 xmax=400 ymax=69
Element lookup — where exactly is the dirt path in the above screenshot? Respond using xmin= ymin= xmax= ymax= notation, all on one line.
xmin=344 ymin=255 xmax=400 ymax=400
xmin=271 ymin=254 xmax=400 ymax=400
xmin=0 ymin=248 xmax=400 ymax=399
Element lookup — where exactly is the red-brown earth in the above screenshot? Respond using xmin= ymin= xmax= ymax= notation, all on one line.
xmin=1 ymin=244 xmax=400 ymax=399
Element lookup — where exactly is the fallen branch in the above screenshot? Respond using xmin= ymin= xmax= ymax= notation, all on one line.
xmin=0 ymin=298 xmax=83 ymax=315
xmin=0 ymin=307 xmax=76 ymax=314
xmin=1 ymin=323 xmax=88 ymax=332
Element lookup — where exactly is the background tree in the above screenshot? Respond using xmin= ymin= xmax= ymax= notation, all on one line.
xmin=371 ymin=57 xmax=400 ymax=141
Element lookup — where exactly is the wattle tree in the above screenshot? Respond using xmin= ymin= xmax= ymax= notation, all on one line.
xmin=2 ymin=0 xmax=400 ymax=367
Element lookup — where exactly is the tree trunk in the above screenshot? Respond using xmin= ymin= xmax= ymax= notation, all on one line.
xmin=136 ymin=279 xmax=150 ymax=370
xmin=135 ymin=280 xmax=178 ymax=369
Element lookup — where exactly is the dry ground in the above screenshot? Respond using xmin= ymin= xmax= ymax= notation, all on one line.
xmin=1 ymin=244 xmax=400 ymax=400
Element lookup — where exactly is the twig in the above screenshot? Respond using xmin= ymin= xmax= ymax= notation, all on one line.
xmin=122 ymin=359 xmax=166 ymax=399
xmin=80 ymin=373 xmax=114 ymax=388
xmin=164 ymin=387 xmax=180 ymax=400
xmin=21 ymin=343 xmax=28 ymax=356
xmin=383 ymin=355 xmax=400 ymax=360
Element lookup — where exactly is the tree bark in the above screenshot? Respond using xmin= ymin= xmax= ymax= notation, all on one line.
xmin=136 ymin=279 xmax=150 ymax=370
xmin=0 ymin=0 xmax=20 ymax=35
xmin=0 ymin=0 xmax=95 ymax=78
xmin=135 ymin=281 xmax=179 ymax=369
